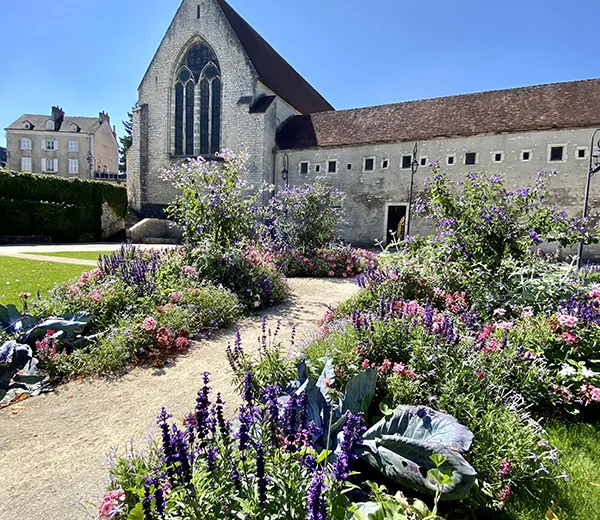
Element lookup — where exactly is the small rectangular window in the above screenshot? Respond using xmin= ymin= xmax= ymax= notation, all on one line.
xmin=43 ymin=158 xmax=58 ymax=172
xmin=465 ymin=152 xmax=477 ymax=165
xmin=21 ymin=157 xmax=32 ymax=171
xmin=419 ymin=157 xmax=428 ymax=167
xmin=197 ymin=4 xmax=201 ymax=18
xmin=328 ymin=160 xmax=338 ymax=173
xmin=401 ymin=155 xmax=412 ymax=169
xmin=68 ymin=159 xmax=79 ymax=174
xmin=299 ymin=161 xmax=309 ymax=174
xmin=446 ymin=154 xmax=456 ymax=165
xmin=68 ymin=140 xmax=79 ymax=152
xmin=521 ymin=150 xmax=531 ymax=161
xmin=382 ymin=158 xmax=389 ymax=169
xmin=363 ymin=157 xmax=375 ymax=172
xmin=346 ymin=163 xmax=352 ymax=171
xmin=577 ymin=147 xmax=587 ymax=159
xmin=20 ymin=138 xmax=32 ymax=150
xmin=549 ymin=145 xmax=564 ymax=162
xmin=314 ymin=164 xmax=321 ymax=173
xmin=492 ymin=151 xmax=504 ymax=163
xmin=44 ymin=140 xmax=57 ymax=150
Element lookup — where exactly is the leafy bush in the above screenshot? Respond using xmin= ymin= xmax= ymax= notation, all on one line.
xmin=0 ymin=168 xmax=126 ymax=241
xmin=262 ymin=180 xmax=344 ymax=251
xmin=161 ymin=149 xmax=258 ymax=247
xmin=187 ymin=241 xmax=289 ymax=310
xmin=414 ymin=168 xmax=596 ymax=269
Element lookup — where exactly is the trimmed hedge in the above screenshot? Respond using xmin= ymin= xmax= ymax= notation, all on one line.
xmin=0 ymin=169 xmax=127 ymax=242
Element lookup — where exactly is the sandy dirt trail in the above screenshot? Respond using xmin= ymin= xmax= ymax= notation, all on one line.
xmin=0 ymin=278 xmax=359 ymax=520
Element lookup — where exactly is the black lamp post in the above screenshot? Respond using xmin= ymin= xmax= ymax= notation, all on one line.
xmin=281 ymin=153 xmax=289 ymax=186
xmin=406 ymin=142 xmax=419 ymax=237
xmin=577 ymin=129 xmax=600 ymax=269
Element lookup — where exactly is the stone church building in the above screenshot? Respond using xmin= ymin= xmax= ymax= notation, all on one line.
xmin=128 ymin=0 xmax=600 ymax=248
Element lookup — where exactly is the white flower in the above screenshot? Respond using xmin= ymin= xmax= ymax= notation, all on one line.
xmin=581 ymin=367 xmax=596 ymax=378
xmin=559 ymin=365 xmax=577 ymax=377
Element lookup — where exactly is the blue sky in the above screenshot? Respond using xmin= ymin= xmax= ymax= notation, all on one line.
xmin=1 ymin=0 xmax=598 ymax=148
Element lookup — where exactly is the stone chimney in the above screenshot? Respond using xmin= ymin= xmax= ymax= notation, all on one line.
xmin=51 ymin=106 xmax=65 ymax=122
xmin=99 ymin=111 xmax=110 ymax=125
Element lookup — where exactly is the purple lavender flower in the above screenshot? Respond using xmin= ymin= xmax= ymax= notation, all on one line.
xmin=332 ymin=412 xmax=366 ymax=481
xmin=306 ymin=470 xmax=327 ymax=520
xmin=255 ymin=441 xmax=268 ymax=507
xmin=236 ymin=405 xmax=253 ymax=457
xmin=242 ymin=365 xmax=254 ymax=405
xmin=264 ymin=385 xmax=281 ymax=442
xmin=195 ymin=372 xmax=212 ymax=442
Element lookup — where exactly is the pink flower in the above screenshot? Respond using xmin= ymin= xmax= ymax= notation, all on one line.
xmin=380 ymin=359 xmax=392 ymax=374
xmin=361 ymin=359 xmax=371 ymax=369
xmin=89 ymin=289 xmax=102 ymax=304
xmin=175 ymin=336 xmax=190 ymax=350
xmin=99 ymin=489 xmax=125 ymax=519
xmin=589 ymin=288 xmax=600 ymax=299
xmin=476 ymin=371 xmax=485 ymax=380
xmin=170 ymin=291 xmax=182 ymax=303
xmin=90 ymin=268 xmax=102 ymax=278
xmin=493 ymin=308 xmax=506 ymax=318
xmin=433 ymin=287 xmax=444 ymax=296
xmin=389 ymin=272 xmax=398 ymax=281
xmin=580 ymin=383 xmax=600 ymax=404
xmin=560 ymin=331 xmax=579 ymax=345
xmin=521 ymin=308 xmax=534 ymax=318
xmin=557 ymin=314 xmax=579 ymax=328
xmin=393 ymin=362 xmax=406 ymax=374
xmin=142 ymin=317 xmax=157 ymax=332
xmin=496 ymin=321 xmax=513 ymax=330
xmin=181 ymin=265 xmax=197 ymax=277
xmin=498 ymin=458 xmax=512 ymax=477
xmin=498 ymin=486 xmax=511 ymax=502
xmin=78 ymin=271 xmax=90 ymax=285
xmin=328 ymin=271 xmax=335 ymax=277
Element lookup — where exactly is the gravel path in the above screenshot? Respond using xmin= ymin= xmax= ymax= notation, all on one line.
xmin=0 ymin=278 xmax=359 ymax=520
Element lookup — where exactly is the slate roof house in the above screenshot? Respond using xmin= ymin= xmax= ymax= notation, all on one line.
xmin=128 ymin=0 xmax=600 ymax=248
xmin=5 ymin=107 xmax=119 ymax=180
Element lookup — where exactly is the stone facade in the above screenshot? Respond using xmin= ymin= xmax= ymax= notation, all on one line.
xmin=5 ymin=107 xmax=118 ymax=180
xmin=275 ymin=127 xmax=600 ymax=247
xmin=129 ymin=0 xmax=600 ymax=257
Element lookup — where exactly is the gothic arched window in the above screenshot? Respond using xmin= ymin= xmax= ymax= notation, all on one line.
xmin=174 ymin=42 xmax=221 ymax=156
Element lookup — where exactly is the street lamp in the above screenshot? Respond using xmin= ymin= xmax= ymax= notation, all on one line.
xmin=281 ymin=153 xmax=289 ymax=187
xmin=406 ymin=142 xmax=419 ymax=237
xmin=577 ymin=129 xmax=600 ymax=269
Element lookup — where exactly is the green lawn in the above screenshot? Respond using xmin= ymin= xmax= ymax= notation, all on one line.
xmin=28 ymin=250 xmax=116 ymax=261
xmin=505 ymin=420 xmax=600 ymax=520
xmin=0 ymin=256 xmax=90 ymax=306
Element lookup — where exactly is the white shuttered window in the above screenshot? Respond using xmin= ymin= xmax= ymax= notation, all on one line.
xmin=21 ymin=157 xmax=32 ymax=171
xmin=68 ymin=159 xmax=79 ymax=174
xmin=42 ymin=158 xmax=58 ymax=172
xmin=20 ymin=138 xmax=32 ymax=150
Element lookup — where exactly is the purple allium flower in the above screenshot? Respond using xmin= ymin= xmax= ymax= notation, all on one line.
xmin=332 ymin=412 xmax=366 ymax=481
xmin=306 ymin=470 xmax=327 ymax=520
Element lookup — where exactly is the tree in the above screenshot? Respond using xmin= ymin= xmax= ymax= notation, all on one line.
xmin=118 ymin=110 xmax=133 ymax=172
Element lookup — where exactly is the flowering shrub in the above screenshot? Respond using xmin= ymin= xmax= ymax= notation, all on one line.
xmin=186 ymin=240 xmax=288 ymax=310
xmin=261 ymin=180 xmax=344 ymax=251
xmin=415 ymin=168 xmax=596 ymax=269
xmin=102 ymin=371 xmax=367 ymax=519
xmin=245 ymin=243 xmax=378 ymax=278
xmin=161 ymin=148 xmax=258 ymax=247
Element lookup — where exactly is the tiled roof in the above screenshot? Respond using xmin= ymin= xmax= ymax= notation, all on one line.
xmin=5 ymin=114 xmax=101 ymax=134
xmin=216 ymin=0 xmax=333 ymax=114
xmin=276 ymin=79 xmax=600 ymax=150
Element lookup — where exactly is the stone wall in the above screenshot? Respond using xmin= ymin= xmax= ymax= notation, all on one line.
xmin=276 ymin=126 xmax=600 ymax=251
xmin=100 ymin=202 xmax=125 ymax=239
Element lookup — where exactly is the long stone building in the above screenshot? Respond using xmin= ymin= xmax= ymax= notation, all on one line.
xmin=128 ymin=0 xmax=600 ymax=248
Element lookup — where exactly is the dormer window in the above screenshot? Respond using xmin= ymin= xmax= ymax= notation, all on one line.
xmin=45 ymin=119 xmax=55 ymax=130
xmin=70 ymin=123 xmax=80 ymax=133
xmin=23 ymin=121 xmax=31 ymax=130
